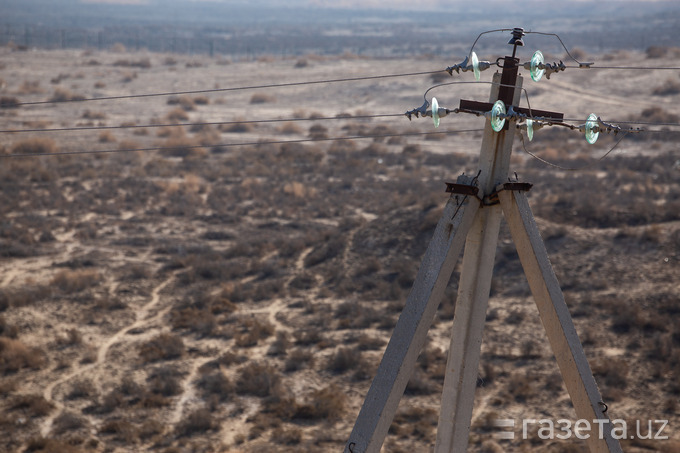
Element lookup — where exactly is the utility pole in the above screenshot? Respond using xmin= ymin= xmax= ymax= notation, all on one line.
xmin=344 ymin=28 xmax=622 ymax=453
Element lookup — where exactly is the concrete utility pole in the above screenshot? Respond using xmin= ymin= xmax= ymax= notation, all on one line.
xmin=344 ymin=28 xmax=622 ymax=453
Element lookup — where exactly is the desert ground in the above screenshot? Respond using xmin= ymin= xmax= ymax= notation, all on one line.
xmin=0 ymin=42 xmax=679 ymax=452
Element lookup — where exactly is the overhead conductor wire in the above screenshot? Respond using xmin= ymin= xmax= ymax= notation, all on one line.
xmin=1 ymin=128 xmax=484 ymax=158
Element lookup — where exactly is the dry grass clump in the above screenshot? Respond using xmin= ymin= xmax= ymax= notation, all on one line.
xmin=165 ymin=107 xmax=189 ymax=123
xmin=167 ymin=95 xmax=196 ymax=111
xmin=50 ymin=269 xmax=101 ymax=293
xmin=292 ymin=385 xmax=347 ymax=421
xmin=0 ymin=337 xmax=45 ymax=373
xmin=159 ymin=135 xmax=204 ymax=158
xmin=652 ymin=78 xmax=680 ymax=96
xmin=219 ymin=118 xmax=254 ymax=133
xmin=0 ymin=316 xmax=18 ymax=338
xmin=10 ymin=138 xmax=58 ymax=155
xmin=249 ymin=92 xmax=276 ymax=104
xmin=234 ymin=318 xmax=275 ymax=347
xmin=66 ymin=379 xmax=97 ymax=400
xmin=146 ymin=365 xmax=184 ymax=398
xmin=645 ymin=45 xmax=680 ymax=59
xmin=113 ymin=58 xmax=152 ymax=69
xmin=236 ymin=362 xmax=281 ymax=397
xmin=389 ymin=406 xmax=438 ymax=440
xmin=278 ymin=122 xmax=303 ymax=135
xmin=49 ymin=87 xmax=85 ymax=102
xmin=195 ymin=368 xmax=234 ymax=402
xmin=99 ymin=418 xmax=139 ymax=444
xmin=308 ymin=124 xmax=328 ymax=140
xmin=175 ymin=408 xmax=216 ymax=437
xmin=10 ymin=394 xmax=54 ymax=417
xmin=0 ymin=96 xmax=19 ymax=108
xmin=138 ymin=333 xmax=184 ymax=363
xmin=24 ymin=437 xmax=82 ymax=453
xmin=82 ymin=110 xmax=106 ymax=120
xmin=98 ymin=130 xmax=116 ymax=143
xmin=16 ymin=80 xmax=44 ymax=95
xmin=51 ymin=410 xmax=89 ymax=435
xmin=56 ymin=328 xmax=83 ymax=347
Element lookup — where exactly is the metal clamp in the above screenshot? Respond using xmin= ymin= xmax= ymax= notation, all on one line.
xmin=485 ymin=181 xmax=533 ymax=205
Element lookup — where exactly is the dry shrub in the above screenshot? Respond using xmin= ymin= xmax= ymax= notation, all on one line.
xmin=389 ymin=406 xmax=437 ymax=440
xmin=304 ymin=235 xmax=344 ymax=267
xmin=0 ymin=320 xmax=18 ymax=341
xmin=49 ymin=87 xmax=84 ymax=102
xmin=284 ymin=347 xmax=314 ymax=372
xmin=271 ymin=426 xmax=302 ymax=445
xmin=0 ymin=96 xmax=19 ymax=108
xmin=98 ymin=130 xmax=116 ymax=143
xmin=10 ymin=138 xmax=58 ymax=155
xmin=165 ymin=107 xmax=189 ymax=123
xmin=327 ymin=346 xmax=357 ymax=374
xmin=121 ymin=71 xmax=137 ymax=83
xmin=160 ymin=135 xmax=204 ymax=158
xmin=279 ymin=122 xmax=303 ymax=135
xmin=167 ymin=95 xmax=195 ymax=111
xmin=283 ymin=181 xmax=317 ymax=199
xmin=0 ymin=337 xmax=45 ymax=373
xmin=56 ymin=328 xmax=82 ymax=347
xmin=195 ymin=369 xmax=234 ymax=402
xmin=16 ymin=80 xmax=44 ymax=95
xmin=593 ymin=357 xmax=629 ymax=388
xmin=138 ymin=419 xmax=164 ymax=441
xmin=99 ymin=418 xmax=138 ymax=443
xmin=50 ymin=269 xmax=101 ymax=293
xmin=111 ymin=42 xmax=126 ymax=52
xmin=653 ymin=78 xmax=680 ymax=96
xmin=219 ymin=118 xmax=254 ymax=133
xmin=82 ymin=110 xmax=106 ymax=120
xmin=646 ymin=46 xmax=669 ymax=59
xmin=193 ymin=95 xmax=209 ymax=105
xmin=236 ymin=362 xmax=281 ymax=397
xmin=138 ymin=333 xmax=184 ymax=363
xmin=507 ymin=372 xmax=534 ymax=402
xmin=24 ymin=437 xmax=81 ymax=453
xmin=249 ymin=92 xmax=276 ymax=104
xmin=10 ymin=394 xmax=54 ymax=417
xmin=293 ymin=385 xmax=346 ymax=421
xmin=67 ymin=379 xmax=96 ymax=400
xmin=113 ymin=58 xmax=151 ymax=69
xmin=194 ymin=125 xmax=221 ymax=146
xmin=308 ymin=124 xmax=328 ymax=140
xmin=480 ymin=440 xmax=505 ymax=453
xmin=175 ymin=408 xmax=215 ymax=437
xmin=234 ymin=318 xmax=274 ymax=347
xmin=52 ymin=410 xmax=88 ymax=435
xmin=147 ymin=365 xmax=183 ymax=397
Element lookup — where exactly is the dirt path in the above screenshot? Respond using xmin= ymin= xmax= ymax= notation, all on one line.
xmin=39 ymin=271 xmax=176 ymax=437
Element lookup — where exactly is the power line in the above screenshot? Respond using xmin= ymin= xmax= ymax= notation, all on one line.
xmin=566 ymin=65 xmax=680 ymax=70
xmin=519 ymin=131 xmax=630 ymax=171
xmin=13 ymin=70 xmax=445 ymax=107
xmin=0 ymin=113 xmax=404 ymax=134
xmin=1 ymin=128 xmax=484 ymax=158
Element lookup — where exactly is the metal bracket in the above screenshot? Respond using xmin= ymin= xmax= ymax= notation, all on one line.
xmin=445 ymin=183 xmax=479 ymax=197
xmin=486 ymin=182 xmax=533 ymax=206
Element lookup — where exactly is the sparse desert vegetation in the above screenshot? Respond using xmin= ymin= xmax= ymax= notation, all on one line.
xmin=0 ymin=34 xmax=679 ymax=453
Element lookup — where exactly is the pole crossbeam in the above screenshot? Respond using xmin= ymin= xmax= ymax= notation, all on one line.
xmin=344 ymin=28 xmax=622 ymax=453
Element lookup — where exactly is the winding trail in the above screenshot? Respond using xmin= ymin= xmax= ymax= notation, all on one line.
xmin=39 ymin=271 xmax=176 ymax=437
